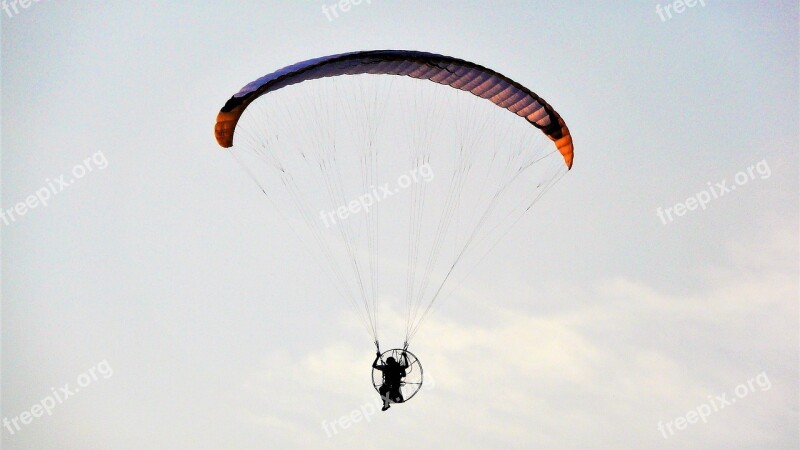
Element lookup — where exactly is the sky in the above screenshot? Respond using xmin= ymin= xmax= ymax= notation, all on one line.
xmin=2 ymin=1 xmax=798 ymax=449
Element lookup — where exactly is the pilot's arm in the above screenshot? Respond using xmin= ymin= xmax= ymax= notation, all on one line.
xmin=372 ymin=352 xmax=382 ymax=370
xmin=400 ymin=351 xmax=410 ymax=369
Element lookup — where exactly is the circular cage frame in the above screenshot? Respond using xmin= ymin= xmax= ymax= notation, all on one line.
xmin=371 ymin=348 xmax=423 ymax=403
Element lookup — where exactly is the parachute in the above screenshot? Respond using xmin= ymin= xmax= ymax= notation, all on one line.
xmin=215 ymin=50 xmax=572 ymax=357
xmin=216 ymin=51 xmax=572 ymax=166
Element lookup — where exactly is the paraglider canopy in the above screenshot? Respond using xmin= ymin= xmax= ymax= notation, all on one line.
xmin=215 ymin=51 xmax=574 ymax=397
xmin=215 ymin=50 xmax=573 ymax=169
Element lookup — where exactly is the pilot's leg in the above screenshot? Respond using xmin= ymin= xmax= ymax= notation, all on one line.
xmin=391 ymin=387 xmax=403 ymax=403
xmin=379 ymin=385 xmax=391 ymax=410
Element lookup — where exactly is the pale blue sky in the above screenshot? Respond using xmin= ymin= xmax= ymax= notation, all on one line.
xmin=2 ymin=1 xmax=798 ymax=449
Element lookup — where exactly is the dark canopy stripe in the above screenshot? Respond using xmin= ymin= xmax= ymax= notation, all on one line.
xmin=215 ymin=50 xmax=573 ymax=169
